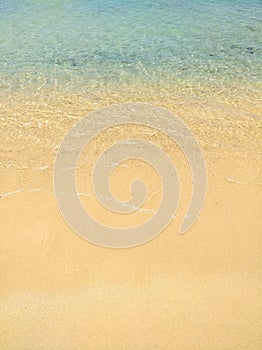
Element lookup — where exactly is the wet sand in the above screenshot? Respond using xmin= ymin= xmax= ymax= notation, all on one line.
xmin=0 ymin=91 xmax=261 ymax=349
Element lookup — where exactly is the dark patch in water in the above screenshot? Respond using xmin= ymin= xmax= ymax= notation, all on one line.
xmin=71 ymin=59 xmax=77 ymax=67
xmin=246 ymin=47 xmax=256 ymax=54
xmin=229 ymin=45 xmax=257 ymax=55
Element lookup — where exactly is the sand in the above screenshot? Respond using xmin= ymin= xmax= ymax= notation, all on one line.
xmin=0 ymin=91 xmax=261 ymax=349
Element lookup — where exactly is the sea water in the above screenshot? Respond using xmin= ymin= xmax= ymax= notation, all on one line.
xmin=0 ymin=0 xmax=261 ymax=100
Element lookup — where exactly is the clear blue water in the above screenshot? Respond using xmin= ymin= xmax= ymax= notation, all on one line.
xmin=0 ymin=0 xmax=261 ymax=96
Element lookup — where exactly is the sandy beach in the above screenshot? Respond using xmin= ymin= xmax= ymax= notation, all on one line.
xmin=1 ymin=0 xmax=262 ymax=347
xmin=1 ymin=89 xmax=261 ymax=349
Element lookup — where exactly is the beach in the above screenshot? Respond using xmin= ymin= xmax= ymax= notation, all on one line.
xmin=1 ymin=89 xmax=261 ymax=349
xmin=0 ymin=0 xmax=262 ymax=349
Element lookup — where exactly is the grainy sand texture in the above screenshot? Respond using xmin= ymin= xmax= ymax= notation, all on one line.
xmin=1 ymin=90 xmax=261 ymax=349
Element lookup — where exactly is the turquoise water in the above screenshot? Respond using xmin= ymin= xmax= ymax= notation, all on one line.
xmin=0 ymin=0 xmax=261 ymax=97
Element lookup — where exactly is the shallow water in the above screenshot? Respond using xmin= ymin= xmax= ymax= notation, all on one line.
xmin=0 ymin=0 xmax=261 ymax=101
xmin=0 ymin=0 xmax=261 ymax=173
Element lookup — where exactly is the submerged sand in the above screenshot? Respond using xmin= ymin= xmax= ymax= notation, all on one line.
xmin=0 ymin=90 xmax=261 ymax=349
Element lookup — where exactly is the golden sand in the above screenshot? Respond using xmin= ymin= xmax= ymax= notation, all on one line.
xmin=0 ymin=90 xmax=261 ymax=349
